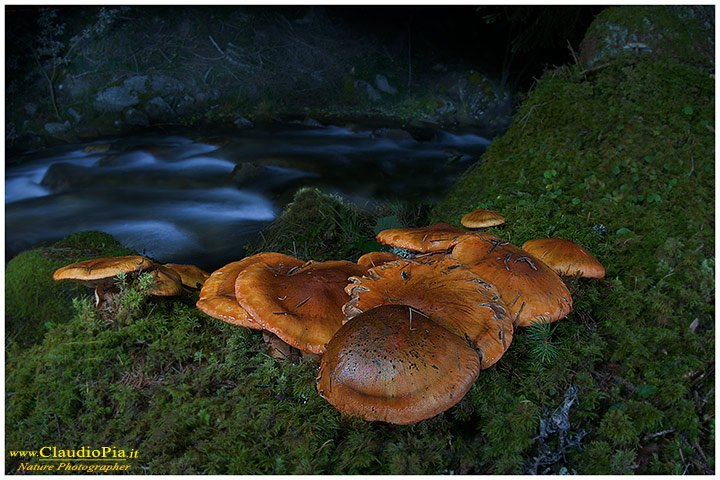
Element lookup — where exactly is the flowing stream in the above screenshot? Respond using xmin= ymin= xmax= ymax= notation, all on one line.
xmin=6 ymin=125 xmax=491 ymax=270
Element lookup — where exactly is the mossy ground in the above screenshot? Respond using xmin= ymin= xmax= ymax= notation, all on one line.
xmin=5 ymin=34 xmax=714 ymax=479
xmin=434 ymin=56 xmax=714 ymax=473
xmin=5 ymin=231 xmax=135 ymax=348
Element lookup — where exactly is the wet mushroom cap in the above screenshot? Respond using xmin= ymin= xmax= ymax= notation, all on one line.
xmin=344 ymin=258 xmax=513 ymax=369
xmin=163 ymin=263 xmax=210 ymax=289
xmin=147 ymin=265 xmax=184 ymax=296
xmin=317 ymin=304 xmax=481 ymax=425
xmin=452 ymin=236 xmax=573 ymax=327
xmin=521 ymin=238 xmax=606 ymax=279
xmin=196 ymin=253 xmax=304 ymax=329
xmin=235 ymin=260 xmax=366 ymax=354
xmin=52 ymin=255 xmax=154 ymax=286
xmin=461 ymin=208 xmax=505 ymax=228
xmin=356 ymin=251 xmax=402 ymax=269
xmin=375 ymin=223 xmax=469 ymax=253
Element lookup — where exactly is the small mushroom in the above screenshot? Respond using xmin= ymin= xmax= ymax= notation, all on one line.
xmin=451 ymin=236 xmax=573 ymax=327
xmin=53 ymin=255 xmax=155 ymax=307
xmin=234 ymin=260 xmax=366 ymax=354
xmin=521 ymin=238 xmax=606 ymax=279
xmin=53 ymin=255 xmax=155 ymax=286
xmin=146 ymin=265 xmax=183 ymax=297
xmin=316 ymin=304 xmax=481 ymax=425
xmin=163 ymin=263 xmax=210 ymax=290
xmin=196 ymin=253 xmax=304 ymax=329
xmin=375 ymin=223 xmax=470 ymax=253
xmin=461 ymin=208 xmax=505 ymax=228
xmin=344 ymin=257 xmax=513 ymax=369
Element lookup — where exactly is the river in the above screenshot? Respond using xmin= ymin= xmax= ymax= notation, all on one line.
xmin=6 ymin=125 xmax=491 ymax=270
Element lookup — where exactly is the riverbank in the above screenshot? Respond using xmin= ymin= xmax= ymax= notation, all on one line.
xmin=6 ymin=6 xmax=514 ymax=153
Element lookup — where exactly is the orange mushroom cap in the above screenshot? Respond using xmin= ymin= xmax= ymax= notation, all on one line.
xmin=451 ymin=236 xmax=573 ymax=327
xmin=53 ymin=255 xmax=154 ymax=286
xmin=356 ymin=251 xmax=402 ymax=269
xmin=344 ymin=258 xmax=512 ymax=369
xmin=196 ymin=253 xmax=304 ymax=329
xmin=521 ymin=238 xmax=606 ymax=279
xmin=317 ymin=304 xmax=481 ymax=425
xmin=163 ymin=263 xmax=210 ymax=289
xmin=461 ymin=208 xmax=505 ymax=229
xmin=235 ymin=260 xmax=367 ymax=354
xmin=147 ymin=265 xmax=184 ymax=296
xmin=375 ymin=223 xmax=469 ymax=253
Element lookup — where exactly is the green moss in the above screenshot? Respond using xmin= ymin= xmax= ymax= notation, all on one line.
xmin=5 ymin=231 xmax=136 ymax=348
xmin=248 ymin=187 xmax=376 ymax=261
xmin=433 ymin=54 xmax=713 ymax=473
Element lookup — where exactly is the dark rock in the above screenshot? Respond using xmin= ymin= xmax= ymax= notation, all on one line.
xmin=123 ymin=75 xmax=149 ymax=93
xmin=95 ymin=86 xmax=139 ymax=113
xmin=301 ymin=117 xmax=323 ymax=127
xmin=93 ymin=76 xmax=149 ymax=114
xmin=150 ymin=74 xmax=185 ymax=98
xmin=40 ymin=162 xmax=93 ymax=193
xmin=63 ymin=76 xmax=92 ymax=99
xmin=144 ymin=97 xmax=174 ymax=122
xmin=67 ymin=108 xmax=82 ymax=124
xmin=232 ymin=162 xmax=270 ymax=186
xmin=233 ymin=115 xmax=254 ymax=128
xmin=123 ymin=108 xmax=150 ymax=127
xmin=175 ymin=95 xmax=196 ymax=116
xmin=372 ymin=128 xmax=415 ymax=142
xmin=288 ymin=117 xmax=323 ymax=128
xmin=44 ymin=121 xmax=71 ymax=135
xmin=353 ymin=80 xmax=381 ymax=101
xmin=375 ymin=74 xmax=397 ymax=94
xmin=12 ymin=133 xmax=46 ymax=151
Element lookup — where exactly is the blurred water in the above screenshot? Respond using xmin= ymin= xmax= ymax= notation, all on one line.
xmin=6 ymin=125 xmax=490 ymax=269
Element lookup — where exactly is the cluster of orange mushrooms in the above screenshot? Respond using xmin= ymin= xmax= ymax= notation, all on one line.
xmin=52 ymin=208 xmax=604 ymax=425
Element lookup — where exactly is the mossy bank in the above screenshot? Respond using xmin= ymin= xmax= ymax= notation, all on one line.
xmin=6 ymin=6 xmax=714 ymax=474
xmin=433 ymin=8 xmax=714 ymax=473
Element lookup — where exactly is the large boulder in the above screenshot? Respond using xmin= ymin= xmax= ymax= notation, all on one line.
xmin=579 ymin=6 xmax=714 ymax=68
xmin=94 ymin=75 xmax=149 ymax=113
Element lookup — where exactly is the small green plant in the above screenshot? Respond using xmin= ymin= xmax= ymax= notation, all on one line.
xmin=105 ymin=271 xmax=155 ymax=325
xmin=526 ymin=318 xmax=559 ymax=364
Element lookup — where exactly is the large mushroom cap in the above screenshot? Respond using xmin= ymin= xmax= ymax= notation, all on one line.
xmin=375 ymin=223 xmax=469 ymax=253
xmin=317 ymin=304 xmax=481 ymax=425
xmin=147 ymin=265 xmax=184 ymax=297
xmin=344 ymin=258 xmax=512 ymax=369
xmin=235 ymin=260 xmax=367 ymax=354
xmin=521 ymin=238 xmax=606 ymax=279
xmin=461 ymin=208 xmax=505 ymax=229
xmin=163 ymin=263 xmax=210 ymax=289
xmin=196 ymin=253 xmax=304 ymax=329
xmin=451 ymin=236 xmax=573 ymax=327
xmin=53 ymin=255 xmax=154 ymax=286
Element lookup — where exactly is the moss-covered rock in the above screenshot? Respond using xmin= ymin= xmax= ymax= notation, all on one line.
xmin=579 ymin=5 xmax=714 ymax=69
xmin=432 ymin=12 xmax=714 ymax=473
xmin=248 ymin=187 xmax=377 ymax=261
xmin=6 ymin=231 xmax=136 ymax=348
